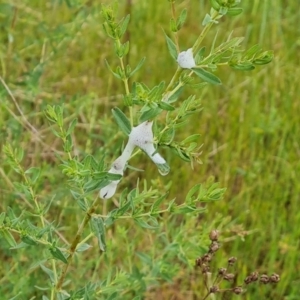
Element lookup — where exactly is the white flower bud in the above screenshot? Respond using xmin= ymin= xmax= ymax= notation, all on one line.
xmin=177 ymin=48 xmax=196 ymax=69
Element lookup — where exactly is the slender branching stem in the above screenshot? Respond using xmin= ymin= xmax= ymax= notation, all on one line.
xmin=56 ymin=197 xmax=99 ymax=291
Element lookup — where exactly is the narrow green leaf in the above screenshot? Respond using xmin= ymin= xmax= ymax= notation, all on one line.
xmin=104 ymin=59 xmax=122 ymax=80
xmin=1 ymin=229 xmax=17 ymax=247
xmin=49 ymin=247 xmax=68 ymax=264
xmin=54 ymin=105 xmax=64 ymax=128
xmin=243 ymin=44 xmax=262 ymax=59
xmin=181 ymin=134 xmax=201 ymax=145
xmin=111 ymin=107 xmax=131 ymax=135
xmin=210 ymin=0 xmax=220 ymax=11
xmin=160 ymin=127 xmax=175 ymax=145
xmin=119 ymin=14 xmax=130 ymax=37
xmin=150 ymin=193 xmax=168 ymax=214
xmin=175 ymin=205 xmax=196 ymax=214
xmin=186 ymin=183 xmax=201 ymax=201
xmin=76 ymin=243 xmax=92 ymax=252
xmin=158 ymin=101 xmax=175 ymax=111
xmin=66 ymin=118 xmax=78 ymax=135
xmin=129 ymin=57 xmax=146 ymax=77
xmin=40 ymin=264 xmax=55 ymax=283
xmin=227 ymin=7 xmax=243 ymax=16
xmin=91 ymin=217 xmax=106 ymax=251
xmin=25 ymin=167 xmax=41 ymax=184
xmin=176 ymin=8 xmax=187 ymax=30
xmin=139 ymin=107 xmax=162 ymax=122
xmin=192 ymin=68 xmax=222 ymax=85
xmin=134 ymin=217 xmax=159 ymax=230
xmin=21 ymin=235 xmax=38 ymax=246
xmin=165 ymin=86 xmax=184 ymax=103
xmin=229 ymin=62 xmax=255 ymax=71
xmin=83 ymin=178 xmax=110 ymax=194
xmin=163 ymin=32 xmax=178 ymax=60
xmin=171 ymin=146 xmax=191 ymax=162
xmin=0 ymin=212 xmax=6 ymax=225
xmin=116 ymin=201 xmax=131 ymax=216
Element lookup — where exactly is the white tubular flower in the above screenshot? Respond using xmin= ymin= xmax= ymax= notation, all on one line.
xmin=129 ymin=121 xmax=170 ymax=175
xmin=99 ymin=142 xmax=134 ymax=199
xmin=177 ymin=48 xmax=196 ymax=69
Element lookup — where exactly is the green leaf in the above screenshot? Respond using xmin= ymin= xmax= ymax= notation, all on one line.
xmin=171 ymin=146 xmax=191 ymax=162
xmin=76 ymin=243 xmax=92 ymax=252
xmin=66 ymin=118 xmax=77 ymax=135
xmin=163 ymin=32 xmax=178 ymax=61
xmin=0 ymin=212 xmax=6 ymax=225
xmin=91 ymin=217 xmax=106 ymax=251
xmin=134 ymin=217 xmax=159 ymax=230
xmin=150 ymin=193 xmax=168 ymax=214
xmin=192 ymin=68 xmax=222 ymax=85
xmin=45 ymin=105 xmax=57 ymax=123
xmin=116 ymin=201 xmax=131 ymax=216
xmin=119 ymin=14 xmax=130 ymax=37
xmin=160 ymin=127 xmax=175 ymax=145
xmin=175 ymin=205 xmax=197 ymax=214
xmin=104 ymin=59 xmax=122 ymax=80
xmin=83 ymin=178 xmax=110 ymax=194
xmin=111 ymin=107 xmax=131 ymax=135
xmin=158 ymin=101 xmax=175 ymax=111
xmin=227 ymin=7 xmax=243 ymax=16
xmin=253 ymin=51 xmax=274 ymax=65
xmin=181 ymin=134 xmax=201 ymax=145
xmin=25 ymin=167 xmax=41 ymax=184
xmin=176 ymin=9 xmax=187 ymax=30
xmin=229 ymin=61 xmax=255 ymax=71
xmin=1 ymin=229 xmax=17 ymax=247
xmin=40 ymin=264 xmax=55 ymax=283
xmin=21 ymin=235 xmax=38 ymax=246
xmin=165 ymin=86 xmax=184 ymax=103
xmin=210 ymin=0 xmax=220 ymax=11
xmin=54 ymin=105 xmax=64 ymax=128
xmin=129 ymin=57 xmax=146 ymax=77
xmin=202 ymin=13 xmax=212 ymax=26
xmin=49 ymin=246 xmax=68 ymax=264
xmin=139 ymin=107 xmax=162 ymax=122
xmin=186 ymin=183 xmax=202 ymax=201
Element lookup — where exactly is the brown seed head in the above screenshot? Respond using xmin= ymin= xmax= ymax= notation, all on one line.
xmin=244 ymin=276 xmax=252 ymax=284
xmin=260 ymin=274 xmax=269 ymax=284
xmin=232 ymin=286 xmax=244 ymax=295
xmin=224 ymin=273 xmax=235 ymax=281
xmin=195 ymin=257 xmax=202 ymax=267
xmin=218 ymin=268 xmax=227 ymax=276
xmin=202 ymin=253 xmax=212 ymax=263
xmin=269 ymin=273 xmax=280 ymax=283
xmin=209 ymin=286 xmax=219 ymax=293
xmin=209 ymin=241 xmax=220 ymax=253
xmin=228 ymin=257 xmax=237 ymax=266
xmin=202 ymin=264 xmax=210 ymax=274
xmin=245 ymin=271 xmax=259 ymax=284
xmin=209 ymin=230 xmax=219 ymax=241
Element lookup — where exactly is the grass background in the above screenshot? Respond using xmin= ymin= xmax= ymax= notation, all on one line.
xmin=0 ymin=0 xmax=299 ymax=299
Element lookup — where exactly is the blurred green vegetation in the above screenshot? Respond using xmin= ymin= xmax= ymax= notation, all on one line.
xmin=0 ymin=0 xmax=299 ymax=299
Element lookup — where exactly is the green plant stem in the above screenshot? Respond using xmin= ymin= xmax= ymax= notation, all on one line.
xmin=116 ymin=39 xmax=133 ymax=126
xmin=192 ymin=11 xmax=220 ymax=54
xmin=165 ymin=66 xmax=182 ymax=92
xmin=55 ymin=197 xmax=99 ymax=292
xmin=170 ymin=1 xmax=179 ymax=52
xmin=51 ymin=259 xmax=57 ymax=300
